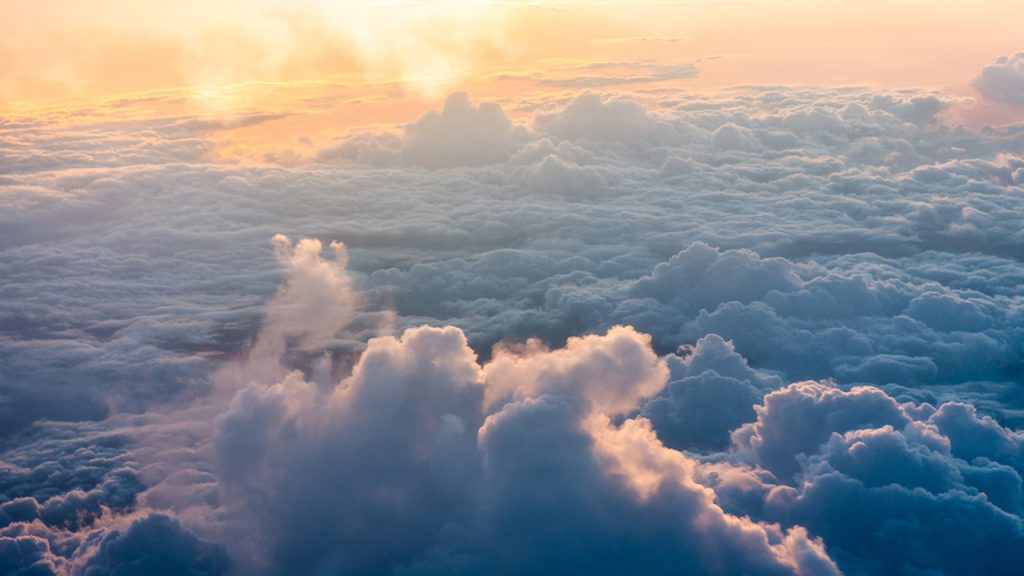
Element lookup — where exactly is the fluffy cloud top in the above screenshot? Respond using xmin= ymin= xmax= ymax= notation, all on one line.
xmin=213 ymin=318 xmax=836 ymax=575
xmin=744 ymin=382 xmax=1024 ymax=575
xmin=317 ymin=92 xmax=524 ymax=168
xmin=973 ymin=53 xmax=1024 ymax=106
xmin=74 ymin=514 xmax=230 ymax=576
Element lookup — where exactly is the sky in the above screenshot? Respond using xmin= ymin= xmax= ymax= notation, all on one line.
xmin=2 ymin=1 xmax=1024 ymax=575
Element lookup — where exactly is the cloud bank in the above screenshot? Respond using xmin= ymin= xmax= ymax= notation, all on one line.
xmin=2 ymin=76 xmax=1024 ymax=574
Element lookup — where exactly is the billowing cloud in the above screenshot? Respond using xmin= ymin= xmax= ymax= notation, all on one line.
xmin=212 ymin=317 xmax=835 ymax=575
xmin=642 ymin=334 xmax=779 ymax=451
xmin=317 ymin=92 xmax=526 ymax=168
xmin=973 ymin=53 xmax=1024 ymax=106
xmin=729 ymin=381 xmax=1024 ymax=575
xmin=400 ymin=92 xmax=522 ymax=168
xmin=241 ymin=234 xmax=362 ymax=384
xmin=73 ymin=513 xmax=230 ymax=576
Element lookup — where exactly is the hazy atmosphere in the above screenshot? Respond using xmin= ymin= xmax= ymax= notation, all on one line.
xmin=2 ymin=1 xmax=1024 ymax=574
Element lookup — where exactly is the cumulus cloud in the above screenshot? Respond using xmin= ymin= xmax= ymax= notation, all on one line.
xmin=213 ymin=317 xmax=834 ymax=575
xmin=534 ymin=92 xmax=682 ymax=151
xmin=213 ymin=323 xmax=484 ymax=574
xmin=973 ymin=53 xmax=1024 ymax=106
xmin=317 ymin=92 xmax=525 ymax=168
xmin=725 ymin=381 xmax=1024 ymax=575
xmin=642 ymin=334 xmax=780 ymax=451
xmin=520 ymin=154 xmax=608 ymax=199
xmin=241 ymin=234 xmax=362 ymax=384
xmin=400 ymin=92 xmax=522 ymax=168
xmin=73 ymin=513 xmax=230 ymax=576
xmin=629 ymin=242 xmax=800 ymax=314
xmin=732 ymin=381 xmax=912 ymax=481
xmin=0 ymin=535 xmax=61 ymax=576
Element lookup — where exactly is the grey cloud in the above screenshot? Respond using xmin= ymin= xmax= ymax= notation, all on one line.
xmin=73 ymin=514 xmax=230 ymax=576
xmin=689 ymin=379 xmax=1024 ymax=574
xmin=732 ymin=381 xmax=911 ymax=481
xmin=211 ymin=322 xmax=834 ymax=575
xmin=317 ymin=93 xmax=526 ymax=169
xmin=400 ymin=92 xmax=523 ymax=168
xmin=629 ymin=242 xmax=800 ymax=314
xmin=0 ymin=535 xmax=60 ymax=576
xmin=641 ymin=334 xmax=782 ymax=451
xmin=643 ymin=370 xmax=760 ymax=451
xmin=534 ymin=92 xmax=682 ymax=150
xmin=973 ymin=53 xmax=1024 ymax=107
xmin=213 ymin=324 xmax=486 ymax=574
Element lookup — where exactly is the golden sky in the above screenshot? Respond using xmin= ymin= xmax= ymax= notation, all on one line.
xmin=4 ymin=0 xmax=1023 ymax=160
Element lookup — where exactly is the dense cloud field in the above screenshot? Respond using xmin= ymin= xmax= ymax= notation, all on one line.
xmin=2 ymin=86 xmax=1023 ymax=574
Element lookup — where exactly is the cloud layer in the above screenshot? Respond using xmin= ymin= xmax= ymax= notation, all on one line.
xmin=2 ymin=79 xmax=1024 ymax=574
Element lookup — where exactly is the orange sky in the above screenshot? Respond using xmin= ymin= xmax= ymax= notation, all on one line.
xmin=3 ymin=0 xmax=1023 ymax=161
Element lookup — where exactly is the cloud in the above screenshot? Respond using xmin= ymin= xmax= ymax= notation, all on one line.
xmin=973 ymin=53 xmax=1024 ymax=107
xmin=453 ymin=392 xmax=837 ymax=576
xmin=711 ymin=122 xmax=763 ymax=152
xmin=211 ymin=317 xmax=834 ymax=575
xmin=643 ymin=370 xmax=761 ymax=452
xmin=73 ymin=513 xmax=230 ymax=576
xmin=400 ymin=92 xmax=522 ymax=168
xmin=213 ymin=324 xmax=484 ymax=574
xmin=629 ymin=242 xmax=800 ymax=314
xmin=241 ymin=234 xmax=362 ymax=384
xmin=3 ymin=84 xmax=1024 ymax=574
xmin=642 ymin=334 xmax=780 ymax=451
xmin=508 ymin=61 xmax=700 ymax=89
xmin=0 ymin=535 xmax=60 ymax=576
xmin=534 ymin=92 xmax=681 ymax=150
xmin=317 ymin=93 xmax=525 ymax=169
xmin=520 ymin=154 xmax=608 ymax=199
xmin=730 ymin=382 xmax=1024 ymax=575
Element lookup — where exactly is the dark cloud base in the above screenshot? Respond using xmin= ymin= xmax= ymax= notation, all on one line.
xmin=2 ymin=82 xmax=1024 ymax=575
